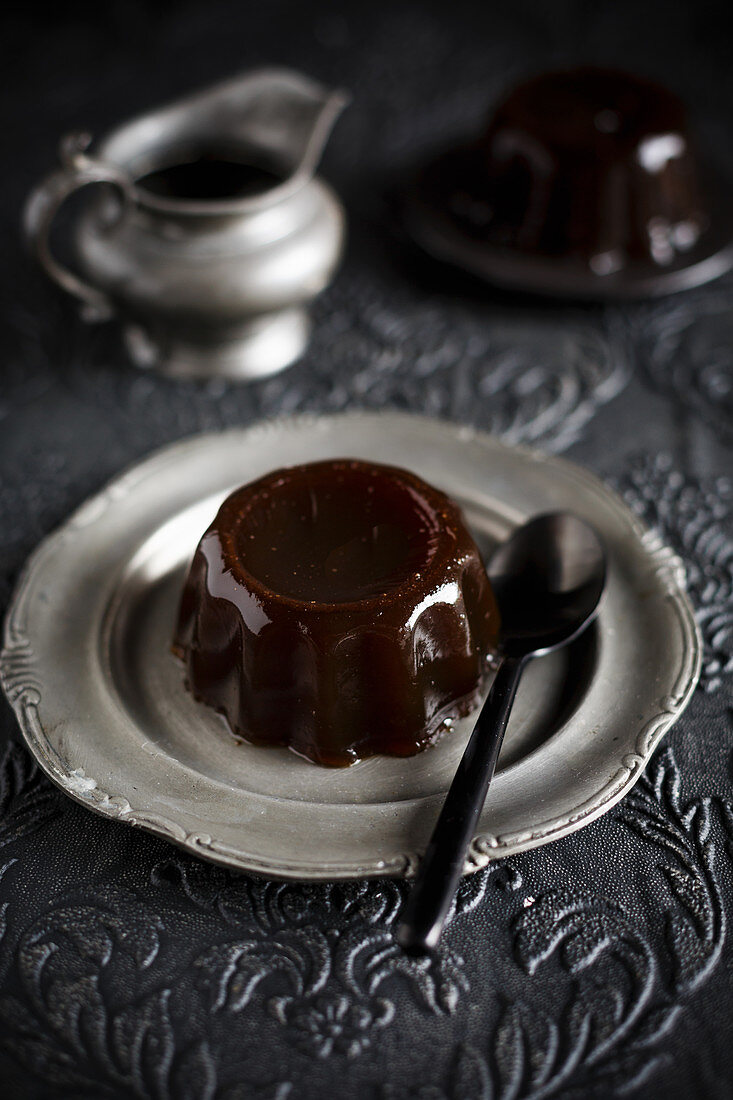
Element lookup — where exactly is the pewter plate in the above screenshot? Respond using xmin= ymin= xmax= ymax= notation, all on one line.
xmin=0 ymin=412 xmax=701 ymax=880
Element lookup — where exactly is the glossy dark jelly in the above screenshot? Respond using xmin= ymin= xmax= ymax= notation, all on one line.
xmin=448 ymin=67 xmax=706 ymax=271
xmin=173 ymin=459 xmax=500 ymax=766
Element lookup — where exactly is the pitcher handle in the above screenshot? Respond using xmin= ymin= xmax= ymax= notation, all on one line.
xmin=23 ymin=132 xmax=134 ymax=322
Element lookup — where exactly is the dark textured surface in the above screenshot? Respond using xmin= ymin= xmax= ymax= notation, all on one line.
xmin=2 ymin=1 xmax=733 ymax=1096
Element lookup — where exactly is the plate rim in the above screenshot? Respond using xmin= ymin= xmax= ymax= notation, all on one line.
xmin=0 ymin=411 xmax=703 ymax=879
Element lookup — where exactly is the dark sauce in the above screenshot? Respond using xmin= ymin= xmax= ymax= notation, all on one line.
xmin=136 ymin=150 xmax=286 ymax=200
xmin=173 ymin=460 xmax=500 ymax=766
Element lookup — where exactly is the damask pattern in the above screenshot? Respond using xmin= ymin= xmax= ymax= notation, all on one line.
xmin=160 ymin=855 xmax=518 ymax=1059
xmin=635 ymin=275 xmax=733 ymax=443
xmin=0 ymin=738 xmax=731 ymax=1098
xmin=0 ymin=731 xmax=519 ymax=1091
xmin=8 ymin=268 xmax=629 ymax=460
xmin=618 ymin=453 xmax=733 ymax=691
xmin=382 ymin=747 xmax=732 ymax=1099
xmin=0 ymin=740 xmax=61 ymax=851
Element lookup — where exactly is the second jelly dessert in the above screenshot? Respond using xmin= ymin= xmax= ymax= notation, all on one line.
xmin=479 ymin=67 xmax=706 ymax=271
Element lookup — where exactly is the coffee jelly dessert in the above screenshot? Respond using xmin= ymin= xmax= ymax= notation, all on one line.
xmin=479 ymin=67 xmax=706 ymax=271
xmin=173 ymin=459 xmax=500 ymax=766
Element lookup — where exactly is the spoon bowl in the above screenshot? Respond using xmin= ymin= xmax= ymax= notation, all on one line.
xmin=490 ymin=513 xmax=607 ymax=657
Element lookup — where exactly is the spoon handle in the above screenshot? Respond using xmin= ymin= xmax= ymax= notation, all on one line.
xmin=396 ymin=654 xmax=525 ymax=954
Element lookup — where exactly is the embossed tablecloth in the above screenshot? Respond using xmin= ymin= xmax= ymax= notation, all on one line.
xmin=2 ymin=2 xmax=733 ymax=1097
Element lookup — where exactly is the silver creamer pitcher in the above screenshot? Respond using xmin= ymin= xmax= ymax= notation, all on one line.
xmin=24 ymin=70 xmax=348 ymax=380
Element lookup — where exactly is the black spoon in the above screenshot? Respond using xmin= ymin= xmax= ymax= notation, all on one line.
xmin=396 ymin=512 xmax=607 ymax=954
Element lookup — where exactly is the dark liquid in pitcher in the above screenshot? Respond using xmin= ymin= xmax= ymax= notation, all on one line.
xmin=136 ymin=150 xmax=286 ymax=200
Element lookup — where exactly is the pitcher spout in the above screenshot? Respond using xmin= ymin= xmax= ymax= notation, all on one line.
xmin=99 ymin=67 xmax=349 ymax=189
xmin=239 ymin=68 xmax=350 ymax=182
